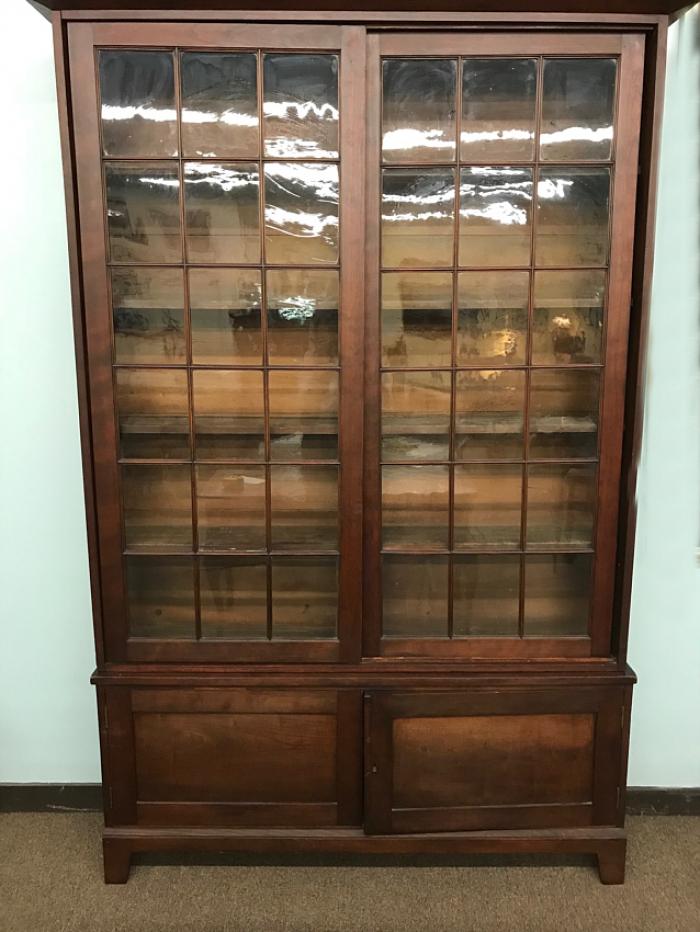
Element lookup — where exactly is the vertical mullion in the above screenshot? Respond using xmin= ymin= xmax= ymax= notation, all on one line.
xmin=257 ymin=50 xmax=274 ymax=642
xmin=173 ymin=48 xmax=201 ymax=641
xmin=448 ymin=58 xmax=462 ymax=640
xmin=519 ymin=54 xmax=544 ymax=639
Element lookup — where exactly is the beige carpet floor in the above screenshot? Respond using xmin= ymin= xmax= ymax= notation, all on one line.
xmin=1 ymin=813 xmax=698 ymax=932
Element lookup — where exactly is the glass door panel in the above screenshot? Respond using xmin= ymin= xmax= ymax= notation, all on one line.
xmin=367 ymin=32 xmax=642 ymax=658
xmin=70 ymin=22 xmax=362 ymax=662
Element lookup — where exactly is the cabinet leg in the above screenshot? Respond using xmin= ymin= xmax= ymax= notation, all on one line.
xmin=597 ymin=838 xmax=627 ymax=885
xmin=103 ymin=837 xmax=131 ymax=884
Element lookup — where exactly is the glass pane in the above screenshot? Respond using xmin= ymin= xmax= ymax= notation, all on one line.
xmin=526 ymin=463 xmax=597 ymax=549
xmin=382 ymin=169 xmax=455 ymax=268
xmin=382 ymin=555 xmax=448 ymax=637
xmin=454 ymin=464 xmax=522 ymax=549
xmin=263 ymin=54 xmax=339 ymax=159
xmin=184 ymin=162 xmax=260 ymax=263
xmin=270 ymin=465 xmax=338 ymax=550
xmin=200 ymin=556 xmax=267 ymax=639
xmin=461 ymin=58 xmax=537 ymax=161
xmin=536 ymin=168 xmax=611 ymax=267
xmin=381 ymin=272 xmax=452 ymax=368
xmin=105 ymin=163 xmax=181 ymax=263
xmin=382 ymin=59 xmax=457 ymax=163
xmin=267 ymin=269 xmax=339 ymax=365
xmin=541 ymin=58 xmax=617 ymax=161
xmin=532 ymin=270 xmax=606 ymax=365
xmin=181 ymin=52 xmax=258 ymax=159
xmin=126 ymin=556 xmax=194 ymax=637
xmin=111 ymin=268 xmax=185 ymax=365
xmin=453 ymin=554 xmax=520 ymax=637
xmin=192 ymin=369 xmax=264 ymax=461
xmin=457 ymin=270 xmax=529 ymax=366
xmin=382 ymin=371 xmax=451 ymax=462
xmin=529 ymin=369 xmax=600 ymax=459
xmin=382 ymin=465 xmax=449 ymax=550
xmin=116 ymin=368 xmax=189 ymax=460
xmin=454 ymin=369 xmax=525 ymax=460
xmin=271 ymin=556 xmax=337 ymax=638
xmin=264 ymin=162 xmax=339 ymax=264
xmin=269 ymin=370 xmax=339 ymax=461
xmin=523 ymin=553 xmax=592 ymax=636
xmin=196 ymin=465 xmax=266 ymax=551
xmin=189 ymin=268 xmax=262 ymax=365
xmin=459 ymin=167 xmax=532 ymax=267
xmin=122 ymin=464 xmax=192 ymax=551
xmin=99 ymin=51 xmax=177 ymax=158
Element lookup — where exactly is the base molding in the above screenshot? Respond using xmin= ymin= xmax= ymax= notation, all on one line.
xmin=103 ymin=825 xmax=628 ymax=884
xmin=3 ymin=785 xmax=699 ymax=816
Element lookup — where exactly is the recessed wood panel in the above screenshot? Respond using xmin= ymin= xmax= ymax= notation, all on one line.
xmin=127 ymin=688 xmax=362 ymax=828
xmin=393 ymin=713 xmax=594 ymax=808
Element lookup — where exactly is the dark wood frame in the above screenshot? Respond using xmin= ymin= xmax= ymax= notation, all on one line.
xmin=47 ymin=4 xmax=670 ymax=885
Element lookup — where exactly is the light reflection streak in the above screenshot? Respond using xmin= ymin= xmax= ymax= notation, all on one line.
xmin=541 ymin=126 xmax=613 ymax=147
xmin=181 ymin=107 xmax=259 ymax=128
xmin=102 ymin=104 xmax=176 ymax=123
xmin=460 ymin=129 xmax=533 ymax=145
xmin=185 ymin=163 xmax=259 ymax=192
xmin=382 ymin=128 xmax=454 ymax=153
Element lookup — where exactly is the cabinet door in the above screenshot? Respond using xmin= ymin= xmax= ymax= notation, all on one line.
xmin=364 ymin=33 xmax=645 ymax=660
xmin=68 ymin=23 xmax=364 ymax=662
xmin=100 ymin=687 xmax=362 ymax=828
xmin=364 ymin=687 xmax=628 ymax=834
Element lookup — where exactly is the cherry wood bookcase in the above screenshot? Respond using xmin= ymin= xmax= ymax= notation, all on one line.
xmin=45 ymin=1 xmax=675 ymax=884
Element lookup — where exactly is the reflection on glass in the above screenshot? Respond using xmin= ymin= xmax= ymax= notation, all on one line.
xmin=382 ymin=169 xmax=455 ymax=268
xmin=181 ymin=52 xmax=258 ymax=158
xmin=536 ymin=167 xmax=610 ymax=267
xmin=382 ymin=371 xmax=451 ymax=462
xmin=269 ymin=370 xmax=339 ymax=461
xmin=457 ymin=270 xmax=529 ymax=366
xmin=453 ymin=554 xmax=520 ymax=637
xmin=192 ymin=369 xmax=264 ymax=460
xmin=529 ymin=369 xmax=600 ymax=459
xmin=459 ymin=166 xmax=532 ymax=267
xmin=196 ymin=465 xmax=266 ymax=551
xmin=270 ymin=465 xmax=338 ymax=550
xmin=454 ymin=369 xmax=525 ymax=460
xmin=263 ymin=54 xmax=339 ymax=159
xmin=381 ymin=272 xmax=452 ymax=368
xmin=116 ymin=368 xmax=189 ymax=460
xmin=271 ymin=556 xmax=337 ymax=638
xmin=541 ymin=58 xmax=617 ymax=161
xmin=461 ymin=58 xmax=537 ymax=161
xmin=382 ymin=59 xmax=457 ymax=163
xmin=454 ymin=465 xmax=522 ymax=549
xmin=524 ymin=553 xmax=592 ymax=636
xmin=382 ymin=465 xmax=449 ymax=550
xmin=122 ymin=464 xmax=192 ymax=551
xmin=264 ymin=162 xmax=339 ymax=264
xmin=533 ymin=270 xmax=606 ymax=365
xmin=200 ymin=556 xmax=267 ymax=639
xmin=105 ymin=163 xmax=181 ymax=263
xmin=383 ymin=555 xmax=448 ymax=637
xmin=267 ymin=269 xmax=339 ymax=365
xmin=526 ymin=464 xmax=597 ymax=548
xmin=100 ymin=51 xmax=177 ymax=158
xmin=189 ymin=268 xmax=262 ymax=365
xmin=184 ymin=162 xmax=260 ymax=263
xmin=111 ymin=268 xmax=185 ymax=364
xmin=126 ymin=556 xmax=194 ymax=638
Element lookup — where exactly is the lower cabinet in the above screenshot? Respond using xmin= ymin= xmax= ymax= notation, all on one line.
xmin=364 ymin=687 xmax=628 ymax=834
xmin=99 ymin=682 xmax=629 ymax=837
